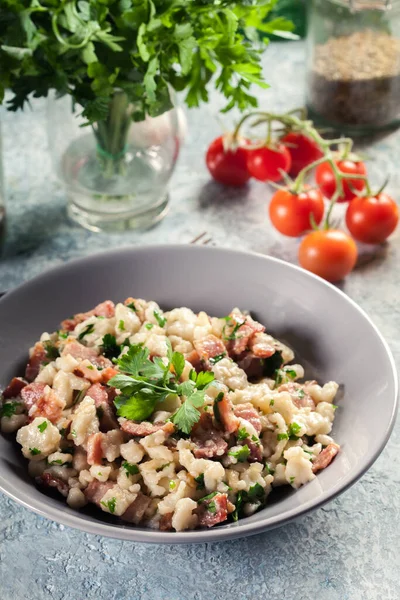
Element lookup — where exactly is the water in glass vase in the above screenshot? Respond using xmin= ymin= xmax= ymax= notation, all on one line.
xmin=48 ymin=91 xmax=180 ymax=232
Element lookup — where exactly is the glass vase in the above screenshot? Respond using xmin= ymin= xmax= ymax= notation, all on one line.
xmin=47 ymin=90 xmax=180 ymax=231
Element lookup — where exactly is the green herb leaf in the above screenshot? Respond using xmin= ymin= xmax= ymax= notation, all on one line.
xmin=0 ymin=401 xmax=21 ymax=418
xmin=277 ymin=432 xmax=288 ymax=441
xmin=43 ymin=341 xmax=60 ymax=360
xmin=297 ymin=389 xmax=305 ymax=399
xmin=30 ymin=447 xmax=41 ymax=456
xmin=194 ymin=473 xmax=205 ymax=490
xmin=78 ymin=324 xmax=95 ymax=340
xmin=154 ymin=310 xmax=166 ymax=328
xmin=122 ymin=461 xmax=139 ymax=476
xmin=37 ymin=421 xmax=48 ymax=433
xmin=145 ymin=323 xmax=154 ymax=330
xmin=127 ymin=302 xmax=137 ymax=312
xmin=101 ymin=497 xmax=117 ymax=514
xmin=209 ymin=353 xmax=226 ymax=365
xmin=228 ymin=445 xmax=250 ymax=462
xmin=262 ymin=351 xmax=284 ymax=377
xmin=237 ymin=427 xmax=249 ymax=442
xmin=288 ymin=422 xmax=302 ymax=440
xmin=118 ymin=320 xmax=126 ymax=331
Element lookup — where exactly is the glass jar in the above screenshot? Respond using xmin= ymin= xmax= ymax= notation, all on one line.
xmin=306 ymin=0 xmax=400 ymax=134
xmin=47 ymin=90 xmax=181 ymax=232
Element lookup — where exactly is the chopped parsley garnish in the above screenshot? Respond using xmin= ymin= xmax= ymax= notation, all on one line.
xmin=118 ymin=320 xmax=125 ymax=331
xmin=237 ymin=427 xmax=249 ymax=442
xmin=277 ymin=432 xmax=289 ymax=441
xmin=49 ymin=459 xmax=63 ymax=465
xmin=86 ymin=365 xmax=94 ymax=370
xmin=198 ymin=491 xmax=218 ymax=503
xmin=246 ymin=483 xmax=265 ymax=503
xmin=101 ymin=334 xmax=121 ymax=360
xmin=209 ymin=353 xmax=226 ymax=365
xmin=122 ymin=461 xmax=139 ymax=476
xmin=43 ymin=341 xmax=60 ymax=360
xmin=101 ymin=497 xmax=116 ymax=514
xmin=58 ymin=331 xmax=69 ymax=340
xmin=154 ymin=310 xmax=166 ymax=327
xmin=289 ymin=476 xmax=295 ymax=485
xmin=288 ymin=422 xmax=302 ymax=440
xmin=208 ymin=501 xmax=217 ymax=514
xmin=30 ymin=447 xmax=41 ymax=456
xmin=109 ymin=342 xmax=214 ymax=434
xmin=0 ymin=401 xmax=20 ymax=418
xmin=145 ymin=323 xmax=154 ymax=330
xmin=251 ymin=434 xmax=260 ymax=444
xmin=71 ymin=429 xmax=77 ymax=438
xmin=285 ymin=369 xmax=297 ymax=379
xmin=194 ymin=473 xmax=205 ymax=489
xmin=37 ymin=421 xmax=48 ymax=433
xmin=264 ymin=463 xmax=275 ymax=475
xmin=232 ymin=483 xmax=266 ymax=521
xmin=297 ymin=389 xmax=305 ymax=399
xmin=127 ymin=302 xmax=137 ymax=312
xmin=78 ymin=323 xmax=95 ymax=340
xmin=222 ymin=316 xmax=246 ymax=341
xmin=228 ymin=445 xmax=250 ymax=462
xmin=332 ymin=404 xmax=338 ymax=409
xmin=213 ymin=391 xmax=225 ymax=424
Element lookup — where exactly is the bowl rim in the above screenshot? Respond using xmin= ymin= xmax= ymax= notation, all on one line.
xmin=0 ymin=244 xmax=398 ymax=544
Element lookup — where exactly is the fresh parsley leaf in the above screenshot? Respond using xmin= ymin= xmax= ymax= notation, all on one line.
xmin=194 ymin=371 xmax=215 ymax=390
xmin=269 ymin=399 xmax=275 ymax=406
xmin=145 ymin=323 xmax=154 ymax=330
xmin=229 ymin=445 xmax=250 ymax=462
xmin=208 ymin=501 xmax=217 ymax=514
xmin=43 ymin=341 xmax=60 ymax=360
xmin=194 ymin=473 xmax=205 ymax=490
xmin=232 ymin=491 xmax=243 ymax=521
xmin=154 ymin=310 xmax=166 ymax=328
xmin=246 ymin=483 xmax=265 ymax=503
xmin=285 ymin=369 xmax=297 ymax=380
xmin=101 ymin=497 xmax=116 ymax=514
xmin=73 ymin=389 xmax=87 ymax=405
xmin=118 ymin=320 xmax=125 ymax=331
xmin=127 ymin=302 xmax=137 ymax=312
xmin=277 ymin=432 xmax=288 ymax=441
xmin=156 ymin=462 xmax=171 ymax=472
xmin=0 ymin=401 xmax=20 ymax=418
xmin=198 ymin=491 xmax=218 ymax=503
xmin=114 ymin=344 xmax=150 ymax=377
xmin=58 ymin=331 xmax=69 ymax=340
xmin=49 ymin=459 xmax=64 ymax=465
xmin=264 ymin=463 xmax=275 ymax=476
xmin=297 ymin=389 xmax=305 ymax=399
xmin=237 ymin=427 xmax=249 ymax=442
xmin=332 ymin=404 xmax=339 ymax=410
xmin=171 ymin=352 xmax=185 ymax=379
xmin=30 ymin=447 xmax=41 ymax=456
xmin=170 ymin=396 xmax=202 ymax=434
xmin=223 ymin=317 xmax=245 ymax=341
xmin=122 ymin=461 xmax=139 ymax=476
xmin=37 ymin=421 xmax=48 ymax=433
xmin=209 ymin=353 xmax=226 ymax=365
xmin=78 ymin=324 xmax=95 ymax=340
xmin=213 ymin=391 xmax=225 ymax=424
xmin=101 ymin=334 xmax=121 ymax=360
xmin=289 ymin=476 xmax=295 ymax=485
xmin=288 ymin=422 xmax=302 ymax=440
xmin=115 ymin=392 xmax=158 ymax=422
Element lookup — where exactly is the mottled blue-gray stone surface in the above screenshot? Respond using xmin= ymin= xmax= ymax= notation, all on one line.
xmin=0 ymin=43 xmax=399 ymax=600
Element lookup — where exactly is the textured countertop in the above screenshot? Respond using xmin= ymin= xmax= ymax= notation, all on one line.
xmin=0 ymin=42 xmax=399 ymax=600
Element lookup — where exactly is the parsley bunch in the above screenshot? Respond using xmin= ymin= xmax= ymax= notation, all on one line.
xmin=109 ymin=342 xmax=214 ymax=434
xmin=0 ymin=1 xmax=293 ymax=122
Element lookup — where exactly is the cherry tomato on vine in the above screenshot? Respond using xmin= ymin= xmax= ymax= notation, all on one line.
xmin=246 ymin=143 xmax=291 ymax=183
xmin=298 ymin=229 xmax=358 ymax=282
xmin=206 ymin=136 xmax=250 ymax=186
xmin=269 ymin=187 xmax=325 ymax=237
xmin=345 ymin=193 xmax=399 ymax=244
xmin=281 ymin=132 xmax=323 ymax=177
xmin=315 ymin=159 xmax=367 ymax=203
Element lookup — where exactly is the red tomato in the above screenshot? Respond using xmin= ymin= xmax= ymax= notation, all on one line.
xmin=315 ymin=159 xmax=367 ymax=202
xmin=345 ymin=193 xmax=399 ymax=244
xmin=269 ymin=187 xmax=325 ymax=237
xmin=298 ymin=230 xmax=358 ymax=282
xmin=281 ymin=132 xmax=324 ymax=177
xmin=246 ymin=143 xmax=292 ymax=183
xmin=206 ymin=136 xmax=250 ymax=186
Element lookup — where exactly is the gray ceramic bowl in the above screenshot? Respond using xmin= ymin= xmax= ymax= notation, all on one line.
xmin=0 ymin=245 xmax=397 ymax=543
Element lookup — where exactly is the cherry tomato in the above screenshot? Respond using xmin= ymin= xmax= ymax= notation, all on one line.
xmin=269 ymin=187 xmax=325 ymax=237
xmin=246 ymin=143 xmax=292 ymax=183
xmin=345 ymin=193 xmax=399 ymax=244
xmin=206 ymin=136 xmax=250 ymax=186
xmin=298 ymin=229 xmax=358 ymax=282
xmin=315 ymin=159 xmax=367 ymax=202
xmin=281 ymin=132 xmax=323 ymax=177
